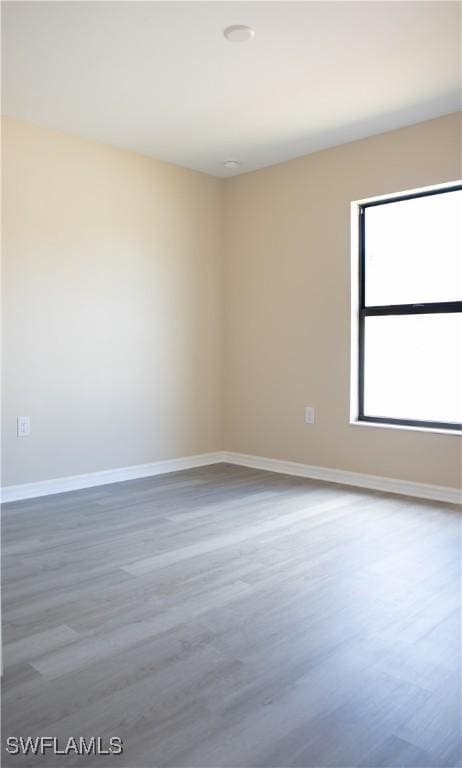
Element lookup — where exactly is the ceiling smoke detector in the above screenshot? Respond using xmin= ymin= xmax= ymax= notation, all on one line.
xmin=223 ymin=25 xmax=255 ymax=43
xmin=223 ymin=160 xmax=241 ymax=169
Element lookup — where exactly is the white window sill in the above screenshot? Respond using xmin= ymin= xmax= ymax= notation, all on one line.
xmin=350 ymin=419 xmax=462 ymax=437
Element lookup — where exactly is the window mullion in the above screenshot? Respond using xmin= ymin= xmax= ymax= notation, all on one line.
xmin=363 ymin=301 xmax=462 ymax=317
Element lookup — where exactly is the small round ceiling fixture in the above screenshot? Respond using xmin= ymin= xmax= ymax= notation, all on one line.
xmin=223 ymin=25 xmax=255 ymax=43
xmin=223 ymin=160 xmax=241 ymax=169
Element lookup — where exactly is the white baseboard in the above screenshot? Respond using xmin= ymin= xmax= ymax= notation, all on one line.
xmin=222 ymin=451 xmax=462 ymax=506
xmin=1 ymin=452 xmax=224 ymax=503
xmin=2 ymin=450 xmax=460 ymax=505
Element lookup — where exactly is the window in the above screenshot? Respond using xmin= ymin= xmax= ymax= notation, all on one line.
xmin=356 ymin=184 xmax=462 ymax=432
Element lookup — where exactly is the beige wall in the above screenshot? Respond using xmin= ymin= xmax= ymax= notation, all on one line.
xmin=223 ymin=113 xmax=462 ymax=489
xmin=2 ymin=117 xmax=223 ymax=485
xmin=3 ymin=113 xmax=461 ymax=490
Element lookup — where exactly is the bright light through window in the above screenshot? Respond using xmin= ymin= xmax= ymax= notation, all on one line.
xmin=358 ymin=185 xmax=462 ymax=431
xmin=365 ymin=192 xmax=462 ymax=305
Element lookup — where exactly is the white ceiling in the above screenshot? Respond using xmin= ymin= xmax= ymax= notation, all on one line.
xmin=2 ymin=1 xmax=461 ymax=177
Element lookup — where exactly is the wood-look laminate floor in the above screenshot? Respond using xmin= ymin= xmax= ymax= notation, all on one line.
xmin=2 ymin=463 xmax=461 ymax=768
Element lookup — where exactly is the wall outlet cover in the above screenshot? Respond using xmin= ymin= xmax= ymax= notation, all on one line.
xmin=17 ymin=416 xmax=31 ymax=437
xmin=304 ymin=406 xmax=315 ymax=424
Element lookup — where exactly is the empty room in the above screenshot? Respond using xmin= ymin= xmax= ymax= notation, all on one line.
xmin=1 ymin=1 xmax=461 ymax=767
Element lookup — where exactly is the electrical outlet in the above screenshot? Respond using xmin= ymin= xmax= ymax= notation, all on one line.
xmin=304 ymin=406 xmax=315 ymax=424
xmin=17 ymin=416 xmax=31 ymax=437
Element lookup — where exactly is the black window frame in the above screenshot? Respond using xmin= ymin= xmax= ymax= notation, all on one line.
xmin=358 ymin=184 xmax=462 ymax=432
